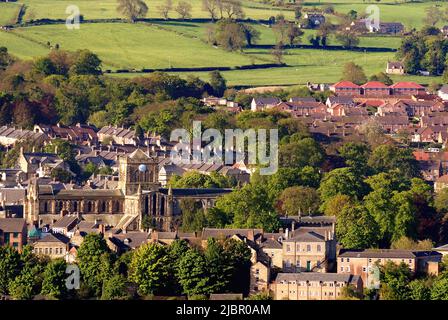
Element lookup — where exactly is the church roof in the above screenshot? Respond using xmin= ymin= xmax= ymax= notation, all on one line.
xmin=158 ymin=188 xmax=233 ymax=197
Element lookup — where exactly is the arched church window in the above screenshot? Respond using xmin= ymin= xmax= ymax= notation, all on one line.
xmin=101 ymin=201 xmax=106 ymax=213
xmin=114 ymin=201 xmax=120 ymax=213
xmin=160 ymin=197 xmax=165 ymax=216
xmin=151 ymin=194 xmax=157 ymax=215
xmin=87 ymin=201 xmax=93 ymax=212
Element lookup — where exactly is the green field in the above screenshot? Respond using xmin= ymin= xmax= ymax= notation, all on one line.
xmin=0 ymin=0 xmax=443 ymax=86
xmin=9 ymin=23 xmax=266 ymax=69
xmin=19 ymin=0 xmax=294 ymax=21
xmin=0 ymin=2 xmax=22 ymax=25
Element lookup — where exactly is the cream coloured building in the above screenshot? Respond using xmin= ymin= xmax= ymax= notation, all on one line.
xmin=337 ymin=249 xmax=442 ymax=288
xmin=274 ymin=273 xmax=362 ymax=300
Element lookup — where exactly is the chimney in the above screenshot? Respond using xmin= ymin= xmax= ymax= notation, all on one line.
xmin=247 ymin=229 xmax=254 ymax=241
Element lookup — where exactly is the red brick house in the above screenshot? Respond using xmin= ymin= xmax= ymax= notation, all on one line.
xmin=0 ymin=218 xmax=27 ymax=252
xmin=330 ymin=81 xmax=362 ymax=96
xmin=389 ymin=82 xmax=426 ymax=96
xmin=361 ymin=81 xmax=390 ymax=96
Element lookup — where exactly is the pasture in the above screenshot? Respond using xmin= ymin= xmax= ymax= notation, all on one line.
xmin=0 ymin=0 xmax=442 ymax=86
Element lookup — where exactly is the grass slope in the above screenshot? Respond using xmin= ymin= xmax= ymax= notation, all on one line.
xmin=11 ymin=22 xmax=265 ymax=69
xmin=0 ymin=2 xmax=22 ymax=25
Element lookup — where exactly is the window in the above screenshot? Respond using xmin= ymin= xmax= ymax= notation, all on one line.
xmin=346 ymin=258 xmax=350 ymax=262
xmin=346 ymin=266 xmax=350 ymax=272
xmin=255 ymin=269 xmax=259 ymax=275
xmin=296 ymin=261 xmax=301 ymax=268
xmin=340 ymin=266 xmax=344 ymax=272
xmin=286 ymin=245 xmax=291 ymax=252
xmin=307 ymin=244 xmax=311 ymax=252
xmin=362 ymin=267 xmax=367 ymax=272
xmin=13 ymin=232 xmax=19 ymax=238
xmin=341 ymin=258 xmax=344 ymax=262
xmin=317 ymin=245 xmax=321 ymax=252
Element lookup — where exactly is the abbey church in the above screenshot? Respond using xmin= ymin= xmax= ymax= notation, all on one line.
xmin=24 ymin=149 xmax=230 ymax=232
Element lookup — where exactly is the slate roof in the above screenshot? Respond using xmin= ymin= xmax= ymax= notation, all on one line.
xmin=0 ymin=218 xmax=25 ymax=233
xmin=36 ymin=233 xmax=70 ymax=244
xmin=276 ymin=272 xmax=360 ymax=284
xmin=338 ymin=249 xmax=441 ymax=259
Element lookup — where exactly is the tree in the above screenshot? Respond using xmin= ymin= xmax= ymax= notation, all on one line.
xmin=101 ymin=274 xmax=130 ymax=300
xmin=0 ymin=246 xmax=21 ymax=294
xmin=219 ymin=0 xmax=244 ymax=19
xmin=424 ymin=6 xmax=442 ymax=26
xmin=294 ymin=6 xmax=302 ymax=20
xmin=368 ymin=144 xmax=420 ymax=179
xmin=336 ymin=30 xmax=359 ymax=48
xmin=435 ymin=188 xmax=448 ymax=213
xmin=369 ymin=72 xmax=393 ymax=85
xmin=323 ymin=194 xmax=353 ymax=217
xmin=336 ymin=204 xmax=380 ymax=249
xmin=117 ymin=0 xmax=148 ymax=22
xmin=51 ymin=168 xmax=73 ymax=183
xmin=129 ymin=243 xmax=171 ymax=296
xmin=0 ymin=47 xmax=13 ymax=71
xmin=202 ymin=0 xmax=219 ymax=20
xmin=431 ymin=276 xmax=448 ymax=300
xmin=272 ymin=17 xmax=288 ymax=44
xmin=8 ymin=247 xmax=45 ymax=300
xmin=286 ymin=23 xmax=303 ymax=46
xmin=157 ymin=0 xmax=173 ymax=19
xmin=409 ymin=279 xmax=431 ymax=300
xmin=176 ymin=1 xmax=192 ymax=19
xmin=69 ymin=50 xmax=102 ymax=75
xmin=45 ymin=139 xmax=75 ymax=162
xmin=204 ymin=238 xmax=234 ymax=293
xmin=77 ymin=233 xmax=111 ymax=297
xmin=88 ymin=110 xmax=110 ymax=128
xmin=379 ymin=261 xmax=412 ymax=300
xmin=347 ymin=9 xmax=357 ymax=21
xmin=33 ymin=57 xmax=56 ymax=76
xmin=213 ymin=20 xmax=246 ymax=51
xmin=337 ymin=142 xmax=370 ymax=175
xmin=241 ymin=23 xmax=261 ymax=47
xmin=177 ymin=248 xmax=210 ymax=296
xmin=279 ymin=137 xmax=325 ymax=168
xmin=223 ymin=238 xmax=251 ymax=294
xmin=341 ymin=62 xmax=367 ymax=85
xmin=318 ymin=167 xmax=366 ymax=212
xmin=391 ymin=236 xmax=434 ymax=250
xmin=41 ymin=259 xmax=67 ymax=299
xmin=209 ymin=70 xmax=227 ymax=97
xmin=213 ymin=182 xmax=280 ymax=232
xmin=278 ymin=186 xmax=320 ymax=216
xmin=316 ymin=22 xmax=334 ymax=46
xmin=358 ymin=118 xmax=387 ymax=147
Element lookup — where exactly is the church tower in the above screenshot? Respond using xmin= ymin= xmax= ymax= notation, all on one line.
xmin=118 ymin=149 xmax=159 ymax=195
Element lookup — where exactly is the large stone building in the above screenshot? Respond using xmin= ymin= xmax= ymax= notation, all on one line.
xmin=273 ymin=273 xmax=363 ymax=300
xmin=25 ymin=149 xmax=231 ymax=232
